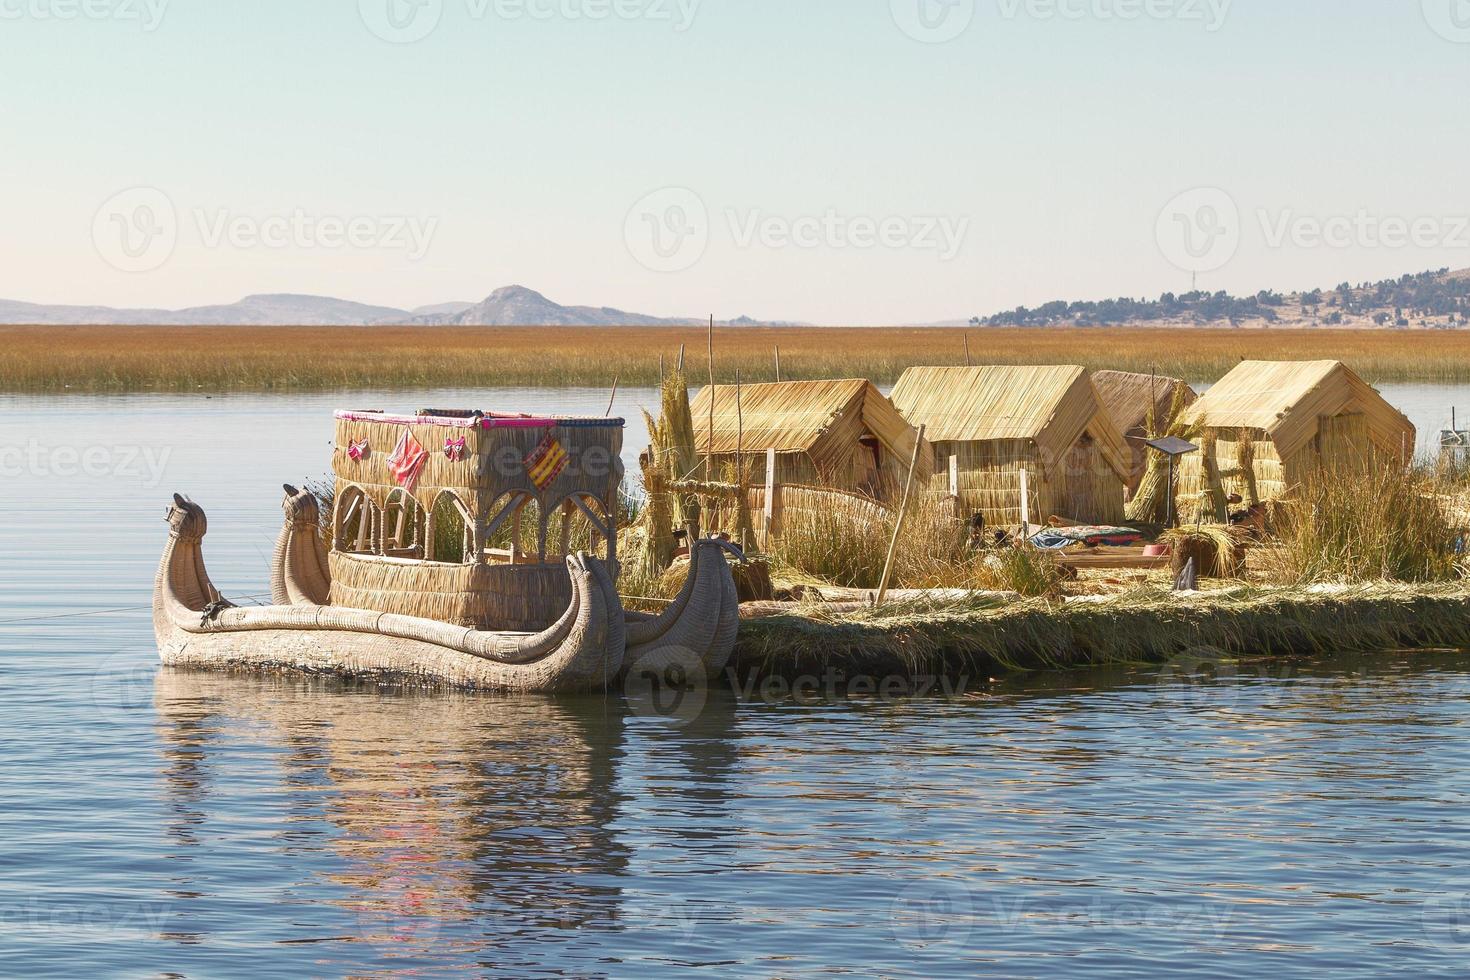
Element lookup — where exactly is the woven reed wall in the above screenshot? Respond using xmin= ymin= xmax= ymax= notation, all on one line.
xmin=332 ymin=416 xmax=624 ymax=515
xmin=328 ymin=552 xmax=572 ymax=632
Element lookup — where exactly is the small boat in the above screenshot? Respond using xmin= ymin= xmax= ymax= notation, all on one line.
xmin=154 ymin=409 xmax=738 ymax=693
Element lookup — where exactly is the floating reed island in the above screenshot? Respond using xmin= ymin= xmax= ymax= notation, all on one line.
xmin=154 ymin=357 xmax=1470 ymax=693
xmin=625 ymin=357 xmax=1470 ymax=688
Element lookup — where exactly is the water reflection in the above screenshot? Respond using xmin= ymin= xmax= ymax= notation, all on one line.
xmin=150 ymin=670 xmax=747 ymax=972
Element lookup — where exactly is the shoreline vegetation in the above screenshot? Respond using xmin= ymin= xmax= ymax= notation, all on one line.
xmin=14 ymin=324 xmax=1470 ymax=393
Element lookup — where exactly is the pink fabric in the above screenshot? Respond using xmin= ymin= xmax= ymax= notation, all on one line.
xmin=387 ymin=429 xmax=429 ymax=492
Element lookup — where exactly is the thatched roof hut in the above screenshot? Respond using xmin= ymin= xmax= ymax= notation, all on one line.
xmin=890 ymin=365 xmax=1129 ymax=526
xmin=691 ymin=379 xmax=929 ymax=501
xmin=1176 ymin=360 xmax=1414 ymax=508
xmin=1092 ymin=370 xmax=1199 ymax=498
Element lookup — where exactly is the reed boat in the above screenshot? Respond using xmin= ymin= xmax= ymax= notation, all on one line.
xmin=153 ymin=409 xmax=739 ymax=693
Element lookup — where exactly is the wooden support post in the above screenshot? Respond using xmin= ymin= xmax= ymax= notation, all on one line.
xmin=948 ymin=454 xmax=959 ymax=500
xmin=963 ymin=333 xmax=972 ymax=366
xmin=763 ymin=447 xmax=781 ymax=545
xmin=774 ymin=345 xmax=782 ymax=382
xmin=876 ymin=424 xmax=926 ymax=606
xmin=1019 ymin=467 xmax=1031 ymax=540
xmin=735 ymin=369 xmax=744 ymax=485
xmin=707 ymin=316 xmax=716 ymax=480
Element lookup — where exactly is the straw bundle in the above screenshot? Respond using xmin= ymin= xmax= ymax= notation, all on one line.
xmin=1124 ymin=385 xmax=1196 ymax=526
xmin=1163 ymin=526 xmax=1246 ymax=580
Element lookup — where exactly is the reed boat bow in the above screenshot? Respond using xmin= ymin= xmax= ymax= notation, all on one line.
xmin=155 ymin=494 xmax=623 ymax=693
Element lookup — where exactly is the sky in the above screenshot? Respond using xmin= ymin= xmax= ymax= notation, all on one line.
xmin=2 ymin=0 xmax=1469 ymax=324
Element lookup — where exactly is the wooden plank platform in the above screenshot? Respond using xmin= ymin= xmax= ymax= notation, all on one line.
xmin=1054 ymin=548 xmax=1171 ymax=571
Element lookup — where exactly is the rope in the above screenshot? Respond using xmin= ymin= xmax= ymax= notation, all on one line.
xmin=0 ymin=593 xmax=274 ymax=626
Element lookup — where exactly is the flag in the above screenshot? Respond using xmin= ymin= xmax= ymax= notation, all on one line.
xmin=387 ymin=429 xmax=429 ymax=492
xmin=524 ymin=434 xmax=569 ymax=490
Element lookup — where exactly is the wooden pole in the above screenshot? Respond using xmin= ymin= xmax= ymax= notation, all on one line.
xmin=963 ymin=333 xmax=972 ymax=366
xmin=707 ymin=316 xmax=716 ymax=479
xmin=764 ymin=447 xmax=780 ymax=547
xmin=876 ymin=423 xmax=926 ymax=606
xmin=774 ymin=345 xmax=782 ymax=382
xmin=605 ymin=376 xmax=619 ymax=417
xmin=659 ymin=353 xmax=665 ymax=386
xmin=735 ymin=369 xmax=745 ymax=485
xmin=677 ymin=344 xmax=685 ymax=374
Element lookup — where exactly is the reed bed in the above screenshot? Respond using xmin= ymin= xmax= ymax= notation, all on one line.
xmin=11 ymin=324 xmax=1470 ymax=392
xmin=1262 ymin=464 xmax=1465 ymax=585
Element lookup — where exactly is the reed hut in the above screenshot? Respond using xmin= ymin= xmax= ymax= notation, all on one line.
xmin=1175 ymin=360 xmax=1414 ymax=509
xmin=890 ymin=365 xmax=1129 ymax=526
xmin=1091 ymin=370 xmax=1199 ymax=498
xmin=690 ymin=379 xmax=930 ymax=502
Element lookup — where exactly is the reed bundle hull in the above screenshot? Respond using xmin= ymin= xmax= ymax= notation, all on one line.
xmin=154 ymin=488 xmax=739 ymax=694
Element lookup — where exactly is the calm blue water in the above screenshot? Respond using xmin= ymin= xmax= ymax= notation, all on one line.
xmin=4 ymin=386 xmax=1470 ymax=978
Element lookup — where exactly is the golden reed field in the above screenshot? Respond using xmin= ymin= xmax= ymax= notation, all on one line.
xmin=6 ymin=323 xmax=1469 ymax=392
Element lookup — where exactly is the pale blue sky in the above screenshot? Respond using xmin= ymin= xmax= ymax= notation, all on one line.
xmin=2 ymin=0 xmax=1468 ymax=323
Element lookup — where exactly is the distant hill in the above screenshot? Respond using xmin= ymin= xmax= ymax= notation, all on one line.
xmin=0 ymin=285 xmax=803 ymax=327
xmin=417 ymin=285 xmax=690 ymax=327
xmin=0 ymin=293 xmax=410 ymax=326
xmin=970 ymin=268 xmax=1470 ymax=330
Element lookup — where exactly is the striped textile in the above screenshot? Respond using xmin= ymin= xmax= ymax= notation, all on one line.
xmin=387 ymin=429 xmax=430 ymax=492
xmin=524 ymin=434 xmax=569 ymax=490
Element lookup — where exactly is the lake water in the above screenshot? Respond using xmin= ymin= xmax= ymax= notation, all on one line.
xmin=4 ymin=384 xmax=1470 ymax=977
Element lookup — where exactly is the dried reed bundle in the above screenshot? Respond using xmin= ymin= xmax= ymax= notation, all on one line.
xmin=1125 ymin=385 xmax=1195 ymax=525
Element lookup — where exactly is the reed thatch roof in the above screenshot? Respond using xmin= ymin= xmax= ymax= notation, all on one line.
xmin=1092 ymin=370 xmax=1197 ymax=440
xmin=1179 ymin=360 xmax=1414 ymax=460
xmin=890 ymin=365 xmax=1128 ymax=477
xmin=692 ymin=379 xmax=926 ymax=467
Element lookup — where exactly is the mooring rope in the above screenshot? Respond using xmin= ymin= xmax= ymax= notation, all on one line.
xmin=0 ymin=593 xmax=275 ymax=626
